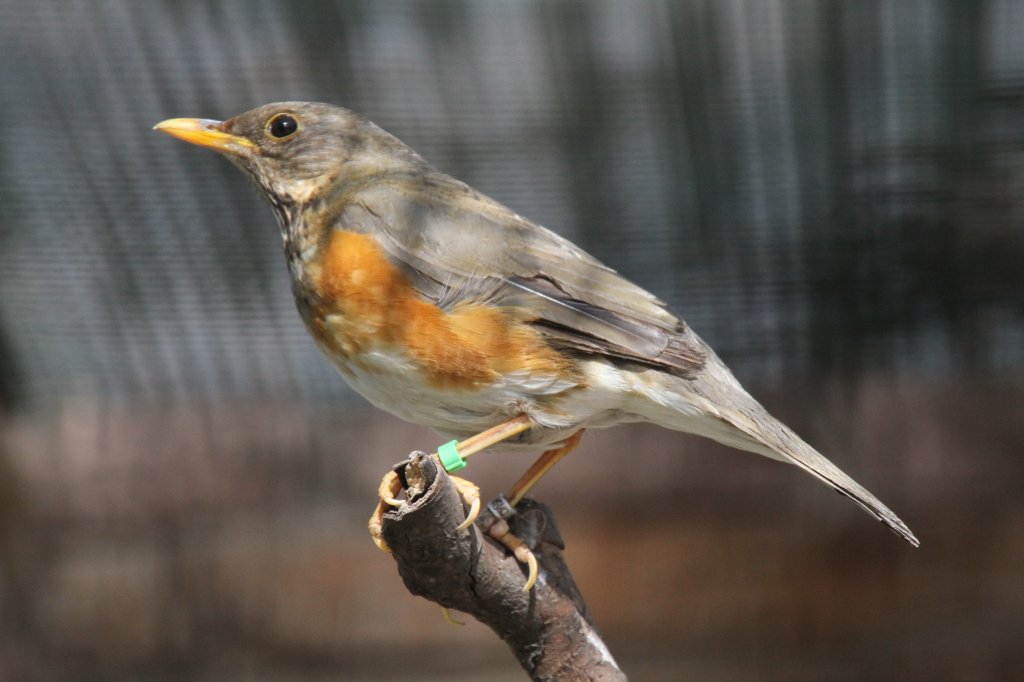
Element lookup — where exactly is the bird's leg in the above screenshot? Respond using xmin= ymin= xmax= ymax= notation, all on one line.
xmin=506 ymin=430 xmax=584 ymax=507
xmin=481 ymin=430 xmax=585 ymax=591
xmin=368 ymin=415 xmax=533 ymax=552
xmin=452 ymin=414 xmax=533 ymax=461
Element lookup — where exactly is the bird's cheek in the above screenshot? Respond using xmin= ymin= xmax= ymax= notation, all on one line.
xmin=273 ymin=174 xmax=335 ymax=205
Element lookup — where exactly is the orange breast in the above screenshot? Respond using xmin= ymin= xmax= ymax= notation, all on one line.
xmin=306 ymin=229 xmax=573 ymax=389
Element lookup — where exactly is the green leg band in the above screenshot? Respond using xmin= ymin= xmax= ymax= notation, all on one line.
xmin=438 ymin=440 xmax=466 ymax=472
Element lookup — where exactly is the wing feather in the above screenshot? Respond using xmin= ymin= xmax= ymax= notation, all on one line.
xmin=334 ymin=173 xmax=705 ymax=375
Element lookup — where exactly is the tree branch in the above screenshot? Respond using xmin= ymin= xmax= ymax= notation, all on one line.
xmin=380 ymin=451 xmax=626 ymax=681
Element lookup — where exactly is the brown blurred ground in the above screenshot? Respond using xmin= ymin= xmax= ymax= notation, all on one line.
xmin=1 ymin=377 xmax=1020 ymax=680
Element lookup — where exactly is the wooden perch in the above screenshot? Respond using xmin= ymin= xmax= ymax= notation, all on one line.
xmin=380 ymin=451 xmax=626 ymax=682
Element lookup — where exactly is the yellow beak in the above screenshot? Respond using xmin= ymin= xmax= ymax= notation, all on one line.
xmin=153 ymin=118 xmax=256 ymax=155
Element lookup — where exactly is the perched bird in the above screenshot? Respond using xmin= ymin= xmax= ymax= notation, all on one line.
xmin=156 ymin=103 xmax=918 ymax=587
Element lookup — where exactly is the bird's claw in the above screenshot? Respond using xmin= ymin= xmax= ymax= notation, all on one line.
xmin=378 ymin=469 xmax=404 ymax=507
xmin=369 ymin=465 xmax=538 ymax=591
xmin=450 ymin=475 xmax=481 ymax=530
xmin=368 ymin=470 xmax=405 ymax=553
xmin=484 ymin=516 xmax=540 ymax=592
xmin=368 ymin=467 xmax=482 ymax=552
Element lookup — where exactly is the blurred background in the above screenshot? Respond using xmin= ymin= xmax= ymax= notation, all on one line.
xmin=1 ymin=0 xmax=1022 ymax=679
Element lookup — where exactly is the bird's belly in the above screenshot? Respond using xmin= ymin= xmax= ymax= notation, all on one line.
xmin=321 ymin=338 xmax=634 ymax=451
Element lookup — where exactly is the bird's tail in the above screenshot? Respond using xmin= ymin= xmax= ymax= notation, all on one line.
xmin=721 ymin=396 xmax=919 ymax=547
xmin=636 ymin=361 xmax=919 ymax=547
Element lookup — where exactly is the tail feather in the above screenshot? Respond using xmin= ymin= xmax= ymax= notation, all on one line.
xmin=722 ymin=397 xmax=919 ymax=547
xmin=637 ymin=357 xmax=919 ymax=547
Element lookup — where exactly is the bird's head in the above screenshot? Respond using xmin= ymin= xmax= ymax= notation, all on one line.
xmin=155 ymin=102 xmax=422 ymax=221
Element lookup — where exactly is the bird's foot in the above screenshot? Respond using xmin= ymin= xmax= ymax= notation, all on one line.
xmin=368 ymin=469 xmax=404 ymax=552
xmin=450 ymin=475 xmax=482 ymax=530
xmin=367 ymin=464 xmax=481 ymax=553
xmin=480 ymin=495 xmax=540 ymax=591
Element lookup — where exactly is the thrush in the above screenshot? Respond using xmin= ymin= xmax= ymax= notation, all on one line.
xmin=156 ymin=102 xmax=918 ymax=589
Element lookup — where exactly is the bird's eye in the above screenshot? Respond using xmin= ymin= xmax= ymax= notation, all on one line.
xmin=267 ymin=113 xmax=299 ymax=139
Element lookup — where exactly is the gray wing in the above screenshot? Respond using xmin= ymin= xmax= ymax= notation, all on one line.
xmin=336 ymin=171 xmax=706 ymax=375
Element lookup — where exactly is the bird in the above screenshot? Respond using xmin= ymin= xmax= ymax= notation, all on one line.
xmin=155 ymin=102 xmax=918 ymax=588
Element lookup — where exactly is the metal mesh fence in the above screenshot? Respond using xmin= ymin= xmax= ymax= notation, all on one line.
xmin=2 ymin=0 xmax=1021 ymax=412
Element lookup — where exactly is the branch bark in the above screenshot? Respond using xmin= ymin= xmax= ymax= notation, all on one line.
xmin=380 ymin=451 xmax=626 ymax=681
